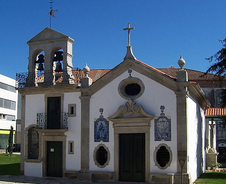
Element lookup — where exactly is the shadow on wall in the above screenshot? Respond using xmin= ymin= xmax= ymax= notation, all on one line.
xmin=196 ymin=105 xmax=204 ymax=178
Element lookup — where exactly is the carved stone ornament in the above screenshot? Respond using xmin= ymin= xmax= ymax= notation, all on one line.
xmin=108 ymin=99 xmax=154 ymax=125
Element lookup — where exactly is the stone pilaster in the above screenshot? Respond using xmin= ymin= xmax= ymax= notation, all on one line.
xmin=43 ymin=54 xmax=54 ymax=85
xmin=176 ymin=88 xmax=189 ymax=173
xmin=176 ymin=55 xmax=189 ymax=175
xmin=26 ymin=53 xmax=36 ymax=87
xmin=79 ymin=93 xmax=91 ymax=181
xmin=62 ymin=52 xmax=74 ymax=84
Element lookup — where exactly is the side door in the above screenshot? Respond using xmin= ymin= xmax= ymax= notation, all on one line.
xmin=46 ymin=141 xmax=63 ymax=177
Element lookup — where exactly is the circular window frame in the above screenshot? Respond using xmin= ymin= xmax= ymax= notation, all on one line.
xmin=154 ymin=143 xmax=172 ymax=170
xmin=118 ymin=77 xmax=145 ymax=100
xmin=93 ymin=144 xmax=110 ymax=168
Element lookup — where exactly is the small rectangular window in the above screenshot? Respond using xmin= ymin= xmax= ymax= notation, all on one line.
xmin=68 ymin=104 xmax=76 ymax=117
xmin=70 ymin=106 xmax=74 ymax=114
xmin=68 ymin=141 xmax=74 ymax=154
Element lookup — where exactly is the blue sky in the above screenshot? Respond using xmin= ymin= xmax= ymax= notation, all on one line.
xmin=1 ymin=0 xmax=226 ymax=79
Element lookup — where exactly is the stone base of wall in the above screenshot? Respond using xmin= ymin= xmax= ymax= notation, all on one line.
xmin=65 ymin=171 xmax=192 ymax=183
xmin=150 ymin=173 xmax=190 ymax=184
xmin=65 ymin=170 xmax=114 ymax=182
xmin=77 ymin=170 xmax=91 ymax=181
xmin=64 ymin=171 xmax=78 ymax=179
xmin=91 ymin=172 xmax=114 ymax=182
xmin=150 ymin=173 xmax=174 ymax=184
xmin=174 ymin=173 xmax=190 ymax=184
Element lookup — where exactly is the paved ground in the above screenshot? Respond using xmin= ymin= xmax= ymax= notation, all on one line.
xmin=0 ymin=175 xmax=146 ymax=184
xmin=0 ymin=175 xmax=96 ymax=184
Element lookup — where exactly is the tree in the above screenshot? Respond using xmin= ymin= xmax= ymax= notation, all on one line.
xmin=206 ymin=39 xmax=226 ymax=76
xmin=205 ymin=38 xmax=226 ymax=107
xmin=8 ymin=126 xmax=13 ymax=155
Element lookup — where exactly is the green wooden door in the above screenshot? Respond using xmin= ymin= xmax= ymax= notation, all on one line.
xmin=119 ymin=133 xmax=145 ymax=182
xmin=47 ymin=97 xmax=61 ymax=129
xmin=47 ymin=141 xmax=63 ymax=177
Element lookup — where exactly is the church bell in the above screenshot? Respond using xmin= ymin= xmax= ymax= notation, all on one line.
xmin=37 ymin=63 xmax=44 ymax=71
xmin=55 ymin=61 xmax=63 ymax=72
xmin=53 ymin=51 xmax=63 ymax=72
xmin=35 ymin=54 xmax=45 ymax=71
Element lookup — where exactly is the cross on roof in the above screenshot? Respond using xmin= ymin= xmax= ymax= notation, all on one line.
xmin=123 ymin=23 xmax=135 ymax=46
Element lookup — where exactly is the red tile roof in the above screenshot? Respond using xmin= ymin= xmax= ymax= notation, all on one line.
xmin=205 ymin=108 xmax=226 ymax=117
xmin=158 ymin=68 xmax=222 ymax=81
xmin=77 ymin=67 xmax=222 ymax=84
xmin=135 ymin=60 xmax=176 ymax=80
xmin=38 ymin=65 xmax=224 ymax=87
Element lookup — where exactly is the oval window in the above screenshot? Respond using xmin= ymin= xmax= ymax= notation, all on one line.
xmin=94 ymin=145 xmax=110 ymax=168
xmin=125 ymin=83 xmax=141 ymax=96
xmin=118 ymin=77 xmax=144 ymax=100
xmin=156 ymin=146 xmax=170 ymax=168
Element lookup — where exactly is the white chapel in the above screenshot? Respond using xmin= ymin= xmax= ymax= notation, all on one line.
xmin=17 ymin=26 xmax=210 ymax=184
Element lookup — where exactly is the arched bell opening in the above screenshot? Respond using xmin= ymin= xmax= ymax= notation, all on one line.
xmin=35 ymin=51 xmax=45 ymax=72
xmin=52 ymin=48 xmax=64 ymax=84
xmin=53 ymin=49 xmax=63 ymax=73
xmin=33 ymin=50 xmax=45 ymax=86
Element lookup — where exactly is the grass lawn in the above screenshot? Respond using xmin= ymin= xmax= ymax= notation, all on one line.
xmin=194 ymin=171 xmax=226 ymax=184
xmin=0 ymin=153 xmax=20 ymax=176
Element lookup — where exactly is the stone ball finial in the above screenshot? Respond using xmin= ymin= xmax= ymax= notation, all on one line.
xmin=83 ymin=63 xmax=90 ymax=77
xmin=178 ymin=55 xmax=186 ymax=69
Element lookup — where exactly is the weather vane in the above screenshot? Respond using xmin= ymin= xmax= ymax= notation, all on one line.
xmin=48 ymin=0 xmax=58 ymax=28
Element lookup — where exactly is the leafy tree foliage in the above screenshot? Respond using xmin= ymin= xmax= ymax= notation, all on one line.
xmin=206 ymin=39 xmax=226 ymax=77
xmin=206 ymin=39 xmax=226 ymax=107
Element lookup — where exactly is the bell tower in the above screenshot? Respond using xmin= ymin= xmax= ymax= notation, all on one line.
xmin=26 ymin=27 xmax=74 ymax=86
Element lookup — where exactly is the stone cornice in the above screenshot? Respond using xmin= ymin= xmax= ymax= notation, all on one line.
xmin=18 ymin=84 xmax=81 ymax=95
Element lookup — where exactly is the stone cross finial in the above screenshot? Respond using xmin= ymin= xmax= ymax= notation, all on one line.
xmin=123 ymin=23 xmax=135 ymax=46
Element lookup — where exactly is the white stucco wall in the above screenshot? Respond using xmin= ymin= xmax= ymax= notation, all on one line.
xmin=64 ymin=92 xmax=81 ymax=171
xmin=25 ymin=94 xmax=45 ymax=128
xmin=138 ymin=72 xmax=177 ymax=174
xmin=89 ymin=70 xmax=177 ymax=173
xmin=24 ymin=92 xmax=82 ymax=174
xmin=187 ymin=96 xmax=205 ymax=183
